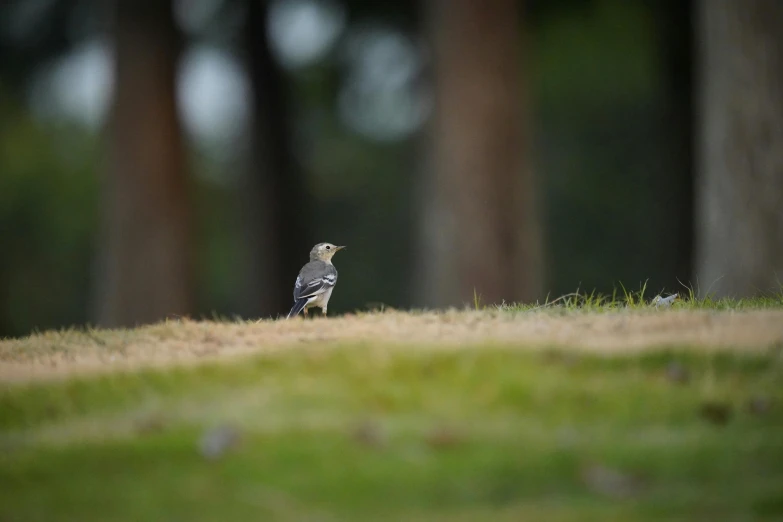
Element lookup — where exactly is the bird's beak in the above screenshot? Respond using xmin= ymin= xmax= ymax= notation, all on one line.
xmin=335 ymin=245 xmax=346 ymax=251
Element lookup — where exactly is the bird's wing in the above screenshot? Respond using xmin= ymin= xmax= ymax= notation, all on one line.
xmin=294 ymin=262 xmax=338 ymax=300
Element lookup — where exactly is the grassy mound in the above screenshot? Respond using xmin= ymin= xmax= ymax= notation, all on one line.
xmin=1 ymin=303 xmax=782 ymax=520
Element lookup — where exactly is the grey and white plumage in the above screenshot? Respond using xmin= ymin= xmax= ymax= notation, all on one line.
xmin=287 ymin=242 xmax=345 ymax=318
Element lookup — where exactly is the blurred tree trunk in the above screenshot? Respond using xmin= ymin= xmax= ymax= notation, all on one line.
xmin=652 ymin=0 xmax=694 ymax=289
xmin=417 ymin=0 xmax=542 ymax=308
xmin=695 ymin=0 xmax=783 ymax=297
xmin=92 ymin=1 xmax=193 ymax=327
xmin=240 ymin=0 xmax=311 ymax=318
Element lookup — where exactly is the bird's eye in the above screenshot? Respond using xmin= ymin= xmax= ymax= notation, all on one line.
xmin=326 ymin=245 xmax=331 ymax=250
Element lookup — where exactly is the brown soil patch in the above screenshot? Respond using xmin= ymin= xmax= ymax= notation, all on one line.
xmin=1 ymin=309 xmax=782 ymax=384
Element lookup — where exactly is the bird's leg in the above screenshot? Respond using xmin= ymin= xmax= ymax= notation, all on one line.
xmin=303 ymin=307 xmax=308 ymax=318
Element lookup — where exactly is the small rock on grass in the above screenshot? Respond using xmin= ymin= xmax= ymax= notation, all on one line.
xmin=424 ymin=425 xmax=464 ymax=450
xmin=580 ymin=463 xmax=646 ymax=499
xmin=665 ymin=361 xmax=690 ymax=384
xmin=351 ymin=420 xmax=387 ymax=449
xmin=699 ymin=401 xmax=733 ymax=426
xmin=746 ymin=396 xmax=773 ymax=416
xmin=134 ymin=414 xmax=167 ymax=435
xmin=651 ymin=294 xmax=678 ymax=307
xmin=199 ymin=424 xmax=241 ymax=460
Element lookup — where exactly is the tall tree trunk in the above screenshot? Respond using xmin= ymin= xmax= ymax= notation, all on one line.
xmin=92 ymin=1 xmax=193 ymax=327
xmin=417 ymin=0 xmax=542 ymax=308
xmin=240 ymin=0 xmax=311 ymax=318
xmin=652 ymin=0 xmax=695 ymax=289
xmin=695 ymin=0 xmax=783 ymax=297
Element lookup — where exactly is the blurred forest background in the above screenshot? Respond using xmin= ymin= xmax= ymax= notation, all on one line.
xmin=0 ymin=0 xmax=781 ymax=336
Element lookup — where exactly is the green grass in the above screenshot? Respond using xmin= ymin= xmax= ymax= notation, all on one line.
xmin=496 ymin=283 xmax=783 ymax=313
xmin=2 ymin=341 xmax=783 ymax=521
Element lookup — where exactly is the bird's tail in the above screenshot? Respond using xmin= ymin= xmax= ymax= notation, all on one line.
xmin=287 ymin=298 xmax=308 ymax=319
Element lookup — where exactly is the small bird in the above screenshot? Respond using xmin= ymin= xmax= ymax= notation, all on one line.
xmin=287 ymin=242 xmax=346 ymax=319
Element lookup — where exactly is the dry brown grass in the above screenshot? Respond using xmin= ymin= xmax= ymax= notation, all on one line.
xmin=1 ymin=309 xmax=782 ymax=384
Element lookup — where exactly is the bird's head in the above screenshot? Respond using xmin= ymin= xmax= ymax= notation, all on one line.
xmin=310 ymin=242 xmax=346 ymax=262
